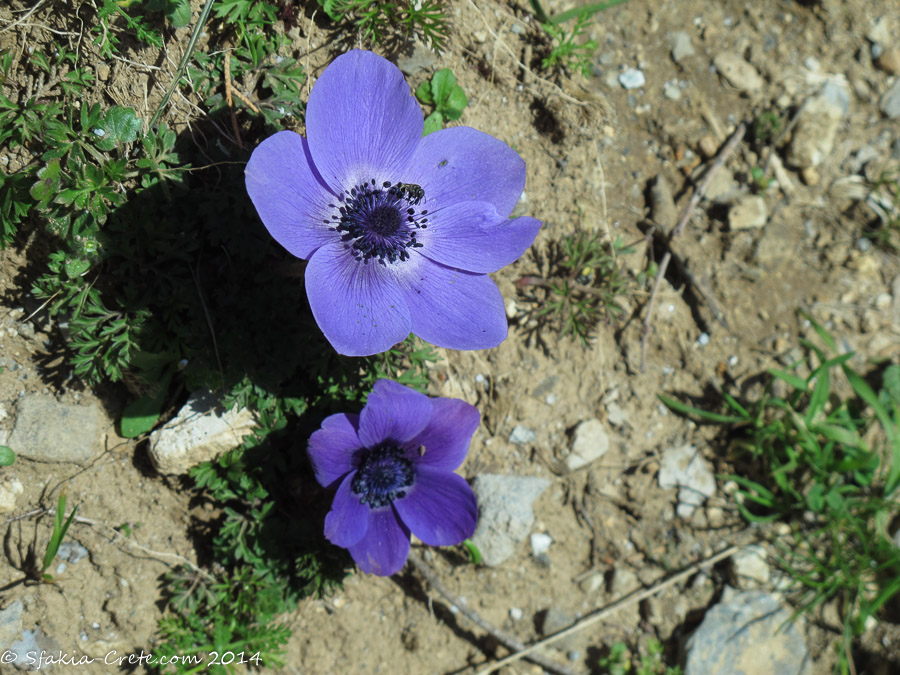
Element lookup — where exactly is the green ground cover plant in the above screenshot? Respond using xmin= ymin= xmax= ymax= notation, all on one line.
xmin=661 ymin=316 xmax=900 ymax=673
xmin=0 ymin=0 xmax=454 ymax=669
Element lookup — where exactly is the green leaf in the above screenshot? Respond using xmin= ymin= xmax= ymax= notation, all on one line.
xmin=423 ymin=111 xmax=443 ymax=136
xmin=94 ymin=107 xmax=142 ymax=150
xmin=768 ymin=367 xmax=808 ymax=392
xmin=29 ymin=160 xmax=61 ymax=210
xmin=64 ymin=258 xmax=90 ymax=279
xmin=883 ymin=364 xmax=900 ymax=405
xmin=442 ymin=85 xmax=468 ymax=120
xmin=0 ymin=446 xmax=15 ymax=466
xmin=167 ymin=0 xmax=192 ymax=27
xmin=658 ymin=394 xmax=745 ymax=424
xmin=414 ymin=80 xmax=434 ymax=105
xmin=430 ymin=68 xmax=456 ymax=103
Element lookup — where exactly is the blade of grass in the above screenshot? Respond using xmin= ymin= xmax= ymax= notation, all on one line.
xmin=658 ymin=394 xmax=746 ymax=424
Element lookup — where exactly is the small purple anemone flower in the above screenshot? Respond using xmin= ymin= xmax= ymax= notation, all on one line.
xmin=245 ymin=49 xmax=542 ymax=356
xmin=308 ymin=379 xmax=479 ymax=576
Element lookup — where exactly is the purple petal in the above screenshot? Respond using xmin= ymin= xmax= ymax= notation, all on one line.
xmin=305 ymin=242 xmax=411 ymax=356
xmin=407 ymin=398 xmax=480 ymax=471
xmin=323 ymin=472 xmax=369 ymax=548
xmin=403 ymin=126 xmax=526 ymax=217
xmin=348 ymin=507 xmax=411 ymax=576
xmin=394 ymin=468 xmax=477 ymax=546
xmin=306 ymin=50 xmax=423 ymax=190
xmin=358 ymin=379 xmax=433 ymax=447
xmin=307 ymin=413 xmax=361 ymax=487
xmin=417 ymin=201 xmax=541 ymax=273
xmin=398 ymin=260 xmax=507 ymax=350
xmin=245 ymin=130 xmax=335 ymax=259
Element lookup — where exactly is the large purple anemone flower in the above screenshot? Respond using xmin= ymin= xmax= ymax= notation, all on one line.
xmin=245 ymin=49 xmax=542 ymax=356
xmin=308 ymin=379 xmax=479 ymax=576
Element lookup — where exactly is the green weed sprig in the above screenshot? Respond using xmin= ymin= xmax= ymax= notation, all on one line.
xmin=320 ymin=0 xmax=451 ymax=52
xmin=531 ymin=0 xmax=628 ymax=77
xmin=517 ymin=233 xmax=635 ymax=344
xmin=41 ymin=494 xmax=78 ymax=582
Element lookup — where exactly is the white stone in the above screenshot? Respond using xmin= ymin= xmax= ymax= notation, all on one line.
xmin=509 ymin=425 xmax=536 ymax=445
xmin=0 ymin=476 xmax=23 ymax=514
xmin=619 ymin=68 xmax=646 ymax=89
xmin=658 ymin=444 xmax=716 ymax=518
xmin=148 ymin=390 xmax=256 ymax=474
xmin=530 ymin=532 xmax=552 ymax=556
xmin=786 ymin=79 xmax=850 ymax=168
xmin=565 ymin=418 xmax=611 ymax=471
xmin=713 ymin=52 xmax=765 ymax=93
xmin=669 ymin=31 xmax=695 ymax=63
xmin=729 ymin=195 xmax=769 ymax=230
xmin=732 ymin=544 xmax=771 ymax=585
xmin=509 ymin=607 xmax=524 ymax=621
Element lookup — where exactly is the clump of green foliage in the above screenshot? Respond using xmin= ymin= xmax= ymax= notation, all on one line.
xmin=0 ymin=1 xmax=442 ymax=670
xmin=598 ymin=638 xmax=683 ymax=675
xmin=415 ymin=68 xmax=468 ymax=135
xmin=318 ymin=0 xmax=451 ymax=51
xmin=661 ymin=315 xmax=900 ymax=673
xmin=531 ymin=0 xmax=628 ymax=78
xmin=517 ymin=232 xmax=635 ymax=344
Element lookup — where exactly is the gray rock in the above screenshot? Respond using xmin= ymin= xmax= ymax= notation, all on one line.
xmin=713 ymin=52 xmax=765 ymax=94
xmin=57 ymin=540 xmax=89 ymax=564
xmin=619 ymin=68 xmax=646 ymax=89
xmin=879 ymin=77 xmax=900 ymax=119
xmin=8 ymin=627 xmax=61 ymax=671
xmin=0 ymin=601 xmax=23 ymax=651
xmin=650 ymin=175 xmax=678 ymax=229
xmin=729 ymin=195 xmax=768 ymax=230
xmin=686 ymin=588 xmax=812 ymax=675
xmin=9 ymin=396 xmax=104 ymax=465
xmin=539 ymin=607 xmax=578 ymax=650
xmin=565 ymin=419 xmax=611 ymax=471
xmin=148 ymin=390 xmax=256 ymax=475
xmin=786 ymin=79 xmax=850 ymax=169
xmin=609 ymin=566 xmax=639 ymax=596
xmin=669 ymin=31 xmax=695 ymax=63
xmin=508 ymin=425 xmax=536 ymax=445
xmin=469 ymin=474 xmax=551 ymax=566
xmin=396 ymin=43 xmax=438 ymax=76
xmin=755 ymin=210 xmax=800 ymax=268
xmin=658 ymin=444 xmax=716 ymax=518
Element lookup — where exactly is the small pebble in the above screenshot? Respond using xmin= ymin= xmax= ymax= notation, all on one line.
xmin=509 ymin=607 xmax=524 ymax=621
xmin=531 ymin=532 xmax=552 ymax=556
xmin=509 ymin=425 xmax=536 ymax=445
xmin=663 ymin=80 xmax=682 ymax=100
xmin=619 ymin=68 xmax=646 ymax=89
xmin=697 ymin=332 xmax=710 ymax=346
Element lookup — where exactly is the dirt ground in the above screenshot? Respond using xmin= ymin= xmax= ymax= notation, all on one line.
xmin=1 ymin=0 xmax=899 ymax=673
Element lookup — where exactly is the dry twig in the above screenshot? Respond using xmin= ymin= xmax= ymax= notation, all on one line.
xmin=408 ymin=552 xmax=578 ymax=675
xmin=477 ymin=544 xmax=742 ymax=674
xmin=639 ymin=122 xmax=746 ymax=372
xmin=224 ymin=53 xmax=243 ymax=149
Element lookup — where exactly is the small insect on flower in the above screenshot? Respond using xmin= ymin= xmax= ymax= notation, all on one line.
xmin=245 ymin=50 xmax=542 ymax=357
xmin=392 ymin=182 xmax=426 ymax=206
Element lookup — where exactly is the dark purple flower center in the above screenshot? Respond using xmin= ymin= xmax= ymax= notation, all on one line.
xmin=326 ymin=179 xmax=429 ymax=265
xmin=351 ymin=443 xmax=415 ymax=508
